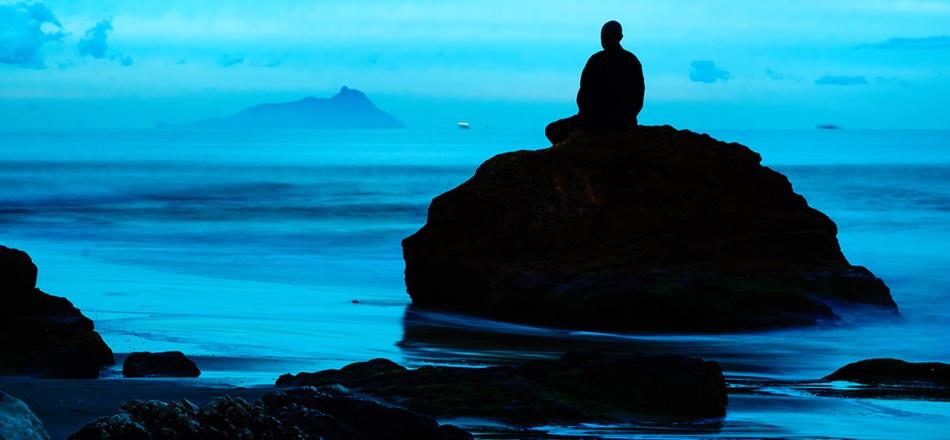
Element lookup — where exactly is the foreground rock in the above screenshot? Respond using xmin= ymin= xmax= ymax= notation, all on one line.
xmin=0 ymin=391 xmax=50 ymax=440
xmin=277 ymin=352 xmax=726 ymax=425
xmin=69 ymin=386 xmax=471 ymax=440
xmin=1 ymin=245 xmax=114 ymax=378
xmin=123 ymin=351 xmax=201 ymax=378
xmin=403 ymin=126 xmax=897 ymax=332
xmin=825 ymin=358 xmax=950 ymax=387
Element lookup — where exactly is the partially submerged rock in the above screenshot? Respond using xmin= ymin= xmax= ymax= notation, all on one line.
xmin=403 ymin=126 xmax=896 ymax=332
xmin=277 ymin=352 xmax=726 ymax=425
xmin=0 ymin=391 xmax=50 ymax=440
xmin=1 ymin=245 xmax=114 ymax=378
xmin=739 ymin=358 xmax=950 ymax=401
xmin=69 ymin=386 xmax=471 ymax=440
xmin=123 ymin=351 xmax=201 ymax=378
xmin=824 ymin=358 xmax=950 ymax=387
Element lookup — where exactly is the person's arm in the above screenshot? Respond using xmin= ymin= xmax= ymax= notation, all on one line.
xmin=576 ymin=56 xmax=595 ymax=115
xmin=633 ymin=56 xmax=645 ymax=119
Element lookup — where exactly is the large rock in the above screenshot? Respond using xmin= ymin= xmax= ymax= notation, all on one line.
xmin=0 ymin=391 xmax=50 ymax=440
xmin=403 ymin=126 xmax=897 ymax=332
xmin=69 ymin=387 xmax=471 ymax=440
xmin=825 ymin=358 xmax=950 ymax=387
xmin=277 ymin=352 xmax=726 ymax=425
xmin=123 ymin=351 xmax=201 ymax=378
xmin=1 ymin=245 xmax=114 ymax=378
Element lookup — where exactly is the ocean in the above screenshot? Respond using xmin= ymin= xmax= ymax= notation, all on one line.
xmin=1 ymin=128 xmax=949 ymax=438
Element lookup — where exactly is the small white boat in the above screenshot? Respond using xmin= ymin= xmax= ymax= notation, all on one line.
xmin=457 ymin=121 xmax=471 ymax=129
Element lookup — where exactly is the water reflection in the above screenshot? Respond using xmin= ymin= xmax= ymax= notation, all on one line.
xmin=399 ymin=306 xmax=923 ymax=381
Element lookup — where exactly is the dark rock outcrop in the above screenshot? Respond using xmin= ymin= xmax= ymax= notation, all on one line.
xmin=0 ymin=391 xmax=50 ymax=440
xmin=123 ymin=351 xmax=201 ymax=378
xmin=1 ymin=245 xmax=114 ymax=378
xmin=69 ymin=386 xmax=471 ymax=440
xmin=277 ymin=352 xmax=726 ymax=425
xmin=402 ymin=126 xmax=897 ymax=332
xmin=824 ymin=358 xmax=950 ymax=387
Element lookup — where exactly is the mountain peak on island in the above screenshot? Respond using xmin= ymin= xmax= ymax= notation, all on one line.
xmin=174 ymin=87 xmax=404 ymax=130
xmin=331 ymin=85 xmax=365 ymax=100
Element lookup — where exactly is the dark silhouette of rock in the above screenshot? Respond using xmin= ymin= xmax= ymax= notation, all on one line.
xmin=69 ymin=386 xmax=472 ymax=440
xmin=0 ymin=391 xmax=50 ymax=440
xmin=825 ymin=358 xmax=950 ymax=387
xmin=1 ymin=245 xmax=114 ymax=378
xmin=402 ymin=127 xmax=897 ymax=332
xmin=176 ymin=86 xmax=405 ymax=130
xmin=123 ymin=351 xmax=201 ymax=378
xmin=546 ymin=21 xmax=645 ymax=144
xmin=277 ymin=352 xmax=726 ymax=425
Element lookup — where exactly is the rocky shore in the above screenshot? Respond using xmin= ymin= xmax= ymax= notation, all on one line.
xmin=277 ymin=352 xmax=727 ymax=425
xmin=69 ymin=386 xmax=471 ymax=440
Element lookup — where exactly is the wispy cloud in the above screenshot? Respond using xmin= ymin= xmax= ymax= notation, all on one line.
xmin=78 ymin=20 xmax=134 ymax=67
xmin=876 ymin=76 xmax=909 ymax=86
xmin=765 ymin=68 xmax=785 ymax=80
xmin=218 ymin=53 xmax=245 ymax=67
xmin=689 ymin=60 xmax=731 ymax=84
xmin=861 ymin=35 xmax=950 ymax=50
xmin=264 ymin=54 xmax=288 ymax=68
xmin=814 ymin=75 xmax=867 ymax=86
xmin=0 ymin=2 xmax=64 ymax=68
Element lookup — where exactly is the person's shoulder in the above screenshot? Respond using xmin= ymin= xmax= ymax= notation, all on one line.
xmin=587 ymin=50 xmax=608 ymax=62
xmin=620 ymin=48 xmax=642 ymax=68
xmin=620 ymin=48 xmax=640 ymax=61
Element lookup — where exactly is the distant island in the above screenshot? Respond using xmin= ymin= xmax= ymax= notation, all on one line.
xmin=816 ymin=124 xmax=842 ymax=130
xmin=167 ymin=87 xmax=404 ymax=129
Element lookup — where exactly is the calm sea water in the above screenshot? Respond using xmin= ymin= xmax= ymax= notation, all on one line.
xmin=1 ymin=128 xmax=948 ymax=438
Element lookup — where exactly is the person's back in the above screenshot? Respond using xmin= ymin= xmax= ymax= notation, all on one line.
xmin=546 ymin=20 xmax=645 ymax=144
xmin=577 ymin=47 xmax=644 ymax=130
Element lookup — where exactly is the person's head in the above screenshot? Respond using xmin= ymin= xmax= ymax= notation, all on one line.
xmin=600 ymin=20 xmax=623 ymax=50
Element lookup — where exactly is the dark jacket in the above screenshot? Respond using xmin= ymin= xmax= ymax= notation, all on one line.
xmin=576 ymin=46 xmax=644 ymax=129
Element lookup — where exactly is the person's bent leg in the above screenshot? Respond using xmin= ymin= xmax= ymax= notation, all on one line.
xmin=545 ymin=115 xmax=582 ymax=145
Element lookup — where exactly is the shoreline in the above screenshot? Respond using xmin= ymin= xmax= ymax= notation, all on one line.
xmin=5 ymin=366 xmax=950 ymax=439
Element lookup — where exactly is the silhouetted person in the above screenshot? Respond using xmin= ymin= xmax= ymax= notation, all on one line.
xmin=545 ymin=21 xmax=645 ymax=144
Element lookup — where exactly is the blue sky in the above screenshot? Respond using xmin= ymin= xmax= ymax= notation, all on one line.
xmin=1 ymin=0 xmax=949 ymax=129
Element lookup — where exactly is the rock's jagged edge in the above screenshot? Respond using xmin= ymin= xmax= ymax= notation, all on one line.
xmin=277 ymin=352 xmax=727 ymax=425
xmin=403 ymin=126 xmax=897 ymax=332
xmin=1 ymin=245 xmax=115 ymax=378
xmin=69 ymin=386 xmax=472 ymax=440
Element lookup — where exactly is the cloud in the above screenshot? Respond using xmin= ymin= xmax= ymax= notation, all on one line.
xmin=814 ymin=75 xmax=868 ymax=86
xmin=79 ymin=20 xmax=111 ymax=58
xmin=689 ymin=60 xmax=731 ymax=83
xmin=218 ymin=53 xmax=244 ymax=67
xmin=861 ymin=35 xmax=950 ymax=50
xmin=0 ymin=2 xmax=64 ymax=67
xmin=876 ymin=76 xmax=909 ymax=86
xmin=264 ymin=54 xmax=288 ymax=68
xmin=78 ymin=20 xmax=134 ymax=67
xmin=765 ymin=68 xmax=785 ymax=80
